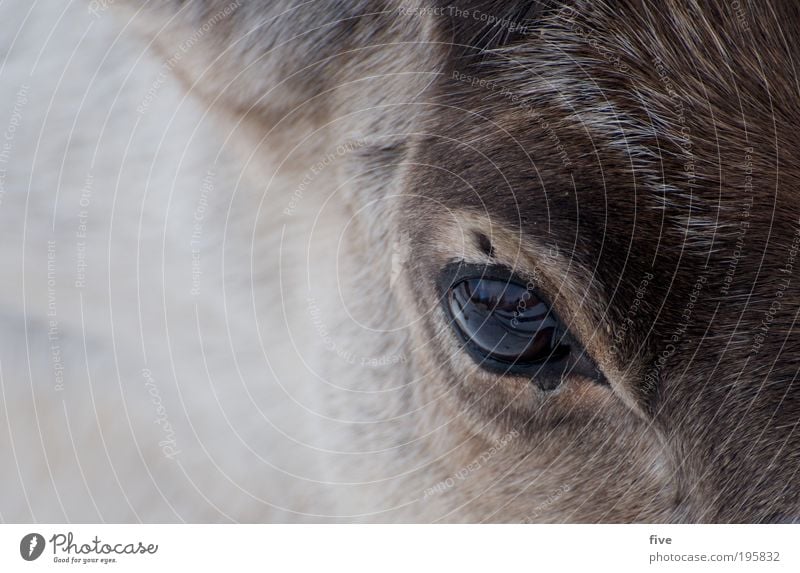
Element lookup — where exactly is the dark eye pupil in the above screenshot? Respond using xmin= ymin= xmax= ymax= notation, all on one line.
xmin=448 ymin=278 xmax=569 ymax=364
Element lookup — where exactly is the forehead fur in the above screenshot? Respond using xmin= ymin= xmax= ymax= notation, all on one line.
xmin=448 ymin=1 xmax=800 ymax=234
xmin=419 ymin=0 xmax=800 ymax=356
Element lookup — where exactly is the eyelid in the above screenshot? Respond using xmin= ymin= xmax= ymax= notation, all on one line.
xmin=438 ymin=261 xmax=558 ymax=317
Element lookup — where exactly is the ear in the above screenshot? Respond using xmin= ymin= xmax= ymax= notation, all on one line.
xmin=432 ymin=1 xmax=550 ymax=58
xmin=117 ymin=1 xmax=438 ymax=130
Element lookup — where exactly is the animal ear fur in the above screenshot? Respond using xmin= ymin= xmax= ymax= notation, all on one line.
xmin=432 ymin=0 xmax=549 ymax=56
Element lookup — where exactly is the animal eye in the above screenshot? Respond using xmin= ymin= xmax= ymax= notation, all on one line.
xmin=447 ymin=277 xmax=570 ymax=366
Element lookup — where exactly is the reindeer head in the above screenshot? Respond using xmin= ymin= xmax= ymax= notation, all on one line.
xmin=119 ymin=0 xmax=800 ymax=522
